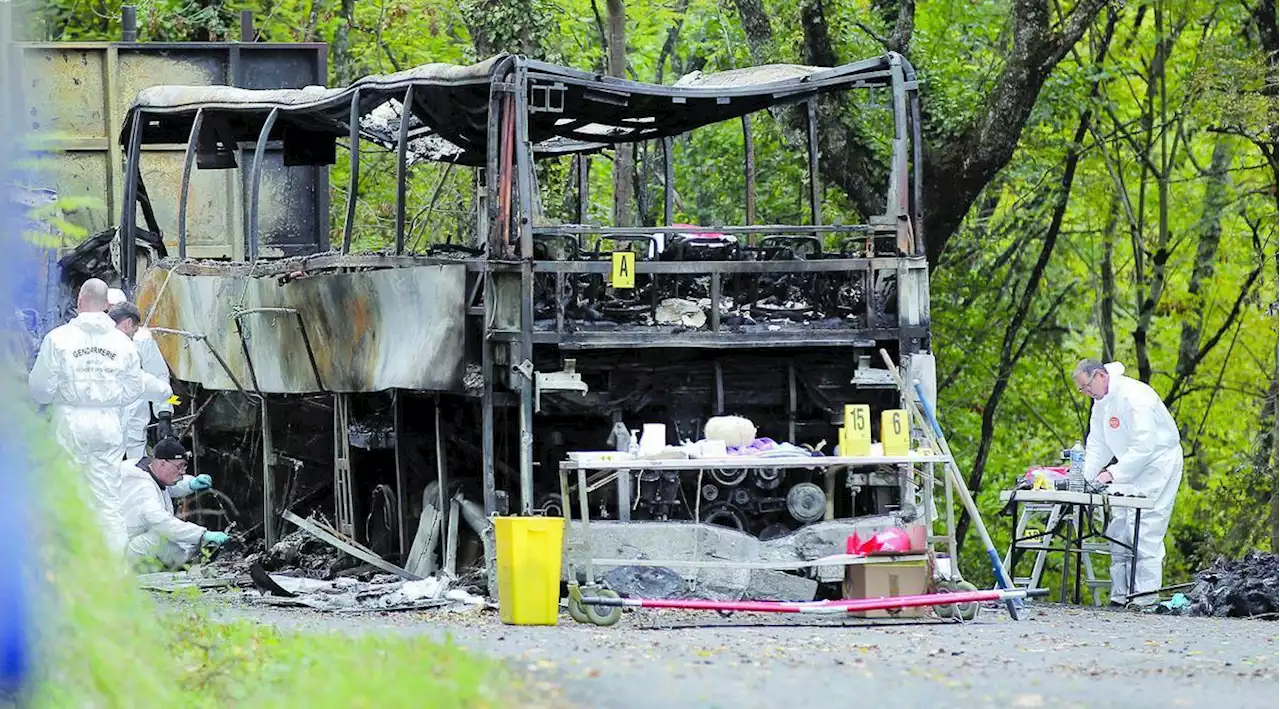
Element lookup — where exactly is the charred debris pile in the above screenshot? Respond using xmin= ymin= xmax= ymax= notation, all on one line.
xmin=1172 ymin=551 xmax=1278 ymax=619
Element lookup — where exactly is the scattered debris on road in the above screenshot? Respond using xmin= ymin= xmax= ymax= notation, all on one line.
xmin=246 ymin=570 xmax=489 ymax=612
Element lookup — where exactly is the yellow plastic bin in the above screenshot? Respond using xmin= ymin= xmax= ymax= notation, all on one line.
xmin=494 ymin=515 xmax=565 ymax=626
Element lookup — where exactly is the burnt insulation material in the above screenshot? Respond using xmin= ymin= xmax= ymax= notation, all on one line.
xmin=1180 ymin=551 xmax=1277 ymax=618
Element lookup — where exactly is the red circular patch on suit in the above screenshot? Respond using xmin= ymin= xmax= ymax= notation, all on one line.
xmin=1108 ymin=416 xmax=1120 ymax=429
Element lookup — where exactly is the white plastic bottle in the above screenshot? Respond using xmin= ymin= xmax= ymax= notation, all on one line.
xmin=1068 ymin=441 xmax=1086 ymax=492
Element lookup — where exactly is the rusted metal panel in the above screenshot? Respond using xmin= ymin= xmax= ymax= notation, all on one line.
xmin=18 ymin=42 xmax=328 ymax=259
xmin=137 ymin=263 xmax=467 ymax=393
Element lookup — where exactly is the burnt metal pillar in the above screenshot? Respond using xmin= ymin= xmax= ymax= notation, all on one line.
xmin=240 ymin=10 xmax=255 ymax=42
xmin=177 ymin=108 xmax=205 ymax=260
xmin=888 ymin=54 xmax=911 ymax=255
xmin=394 ymin=86 xmax=413 ymax=255
xmin=513 ymin=60 xmax=536 ymax=516
xmin=119 ymin=111 xmax=144 ymax=292
xmin=805 ymin=100 xmax=821 ymax=228
xmin=248 ymin=107 xmax=280 ymax=263
xmin=662 ymin=137 xmax=674 ymax=225
xmin=713 ymin=361 xmax=724 ymax=414
xmin=479 ymin=63 xmax=508 ymax=519
xmin=575 ymin=154 xmax=590 ymax=224
xmin=392 ymin=390 xmax=407 ymax=559
xmin=342 ymin=89 xmax=361 ymax=254
xmin=333 ymin=394 xmax=356 ymax=539
xmin=788 ymin=364 xmax=797 ymax=443
xmin=261 ymin=399 xmax=277 ymax=547
xmin=434 ymin=395 xmax=451 ymax=562
xmin=742 ymin=115 xmax=756 ymax=226
xmin=907 ymin=68 xmax=925 ymax=256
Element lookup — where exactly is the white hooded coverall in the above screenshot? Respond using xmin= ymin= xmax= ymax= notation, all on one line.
xmin=124 ymin=328 xmax=173 ymax=459
xmin=107 ymin=289 xmax=174 ymax=458
xmin=1082 ymin=362 xmax=1183 ymax=602
xmin=28 ymin=312 xmax=173 ymax=554
xmin=120 ymin=459 xmax=205 ymax=571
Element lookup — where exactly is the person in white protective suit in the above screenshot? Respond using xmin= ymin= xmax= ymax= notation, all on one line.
xmin=1073 ymin=358 xmax=1183 ymax=606
xmin=120 ymin=438 xmax=228 ymax=571
xmin=107 ymin=298 xmax=174 ymax=458
xmin=28 ymin=279 xmax=173 ymax=555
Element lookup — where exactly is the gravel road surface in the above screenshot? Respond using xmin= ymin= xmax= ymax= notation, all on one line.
xmin=184 ymin=594 xmax=1278 ymax=709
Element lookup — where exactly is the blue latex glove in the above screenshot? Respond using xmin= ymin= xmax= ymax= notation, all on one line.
xmin=202 ymin=531 xmax=229 ymax=546
xmin=189 ymin=474 xmax=213 ymax=491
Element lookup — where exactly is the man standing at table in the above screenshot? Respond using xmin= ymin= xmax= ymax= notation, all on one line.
xmin=1072 ymin=359 xmax=1183 ymax=607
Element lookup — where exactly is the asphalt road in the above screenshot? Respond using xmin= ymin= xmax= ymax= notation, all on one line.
xmin=192 ymin=595 xmax=1278 ymax=709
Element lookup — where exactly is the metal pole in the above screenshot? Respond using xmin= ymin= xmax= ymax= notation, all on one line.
xmin=709 ymin=272 xmax=721 ymax=331
xmin=248 ymin=107 xmax=280 ymax=263
xmin=261 ymin=399 xmax=276 ymax=547
xmin=889 ymin=56 xmax=911 ymax=254
xmin=483 ymin=82 xmax=502 ymax=252
xmin=342 ymin=89 xmax=361 ymax=254
xmin=513 ymin=61 xmax=535 ymax=515
xmin=479 ymin=65 xmax=504 ymax=519
xmin=240 ymin=10 xmax=255 ymax=42
xmin=333 ymin=394 xmax=355 ymax=539
xmin=177 ymin=108 xmax=204 ymax=260
xmin=121 ymin=6 xmax=138 ymax=41
xmin=713 ymin=361 xmax=724 ymax=414
xmin=742 ymin=115 xmax=756 ymax=227
xmin=481 ymin=305 xmax=497 ymax=516
xmin=394 ymin=86 xmax=413 ymax=254
xmin=120 ymin=110 xmax=144 ymax=292
xmin=910 ymin=88 xmax=925 ymax=256
xmin=435 ymin=395 xmax=450 ymax=552
xmin=576 ymin=154 xmax=589 ymax=224
xmin=788 ymin=364 xmax=797 ymax=443
xmin=805 ymin=101 xmax=821 ymax=228
xmin=392 ymin=391 xmax=407 ymax=560
xmin=662 ymin=137 xmax=674 ymax=225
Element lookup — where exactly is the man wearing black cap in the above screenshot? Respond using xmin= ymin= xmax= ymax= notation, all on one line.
xmin=119 ymin=438 xmax=228 ymax=571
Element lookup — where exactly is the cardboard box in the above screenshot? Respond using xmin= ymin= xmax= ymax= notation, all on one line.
xmin=842 ymin=559 xmax=930 ymax=618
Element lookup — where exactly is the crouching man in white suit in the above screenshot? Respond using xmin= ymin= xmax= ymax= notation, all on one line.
xmin=121 ymin=438 xmax=228 ymax=571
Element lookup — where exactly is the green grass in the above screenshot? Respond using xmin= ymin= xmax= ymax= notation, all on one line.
xmin=19 ymin=405 xmax=533 ymax=708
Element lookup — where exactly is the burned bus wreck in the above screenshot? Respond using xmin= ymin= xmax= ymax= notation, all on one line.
xmin=123 ymin=52 xmax=946 ymax=596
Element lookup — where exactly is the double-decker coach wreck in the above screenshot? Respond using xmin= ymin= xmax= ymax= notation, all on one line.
xmin=122 ymin=51 xmax=946 ymax=597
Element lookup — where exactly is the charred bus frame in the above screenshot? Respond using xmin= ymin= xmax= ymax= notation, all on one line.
xmin=120 ymin=52 xmax=933 ymax=570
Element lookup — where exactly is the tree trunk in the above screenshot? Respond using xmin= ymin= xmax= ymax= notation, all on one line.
xmin=333 ymin=0 xmax=357 ymax=84
xmin=1239 ymin=0 xmax=1280 ymax=550
xmin=1167 ymin=139 xmax=1233 ymax=403
xmin=1134 ymin=2 xmax=1168 ymax=383
xmin=1269 ymin=254 xmax=1280 ymax=552
xmin=1099 ymin=197 xmax=1118 ymax=361
xmin=607 ymin=0 xmax=633 ymax=227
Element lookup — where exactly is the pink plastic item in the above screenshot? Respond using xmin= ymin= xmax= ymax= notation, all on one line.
xmin=845 ymin=527 xmax=913 ymax=556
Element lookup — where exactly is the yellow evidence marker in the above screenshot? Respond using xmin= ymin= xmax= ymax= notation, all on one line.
xmin=842 ymin=404 xmax=871 ymax=457
xmin=881 ymin=408 xmax=909 ymax=456
xmin=611 ymin=251 xmax=635 ymax=289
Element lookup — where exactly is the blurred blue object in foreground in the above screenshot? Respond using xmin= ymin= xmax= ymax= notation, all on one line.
xmin=0 ymin=0 xmax=34 ymax=695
